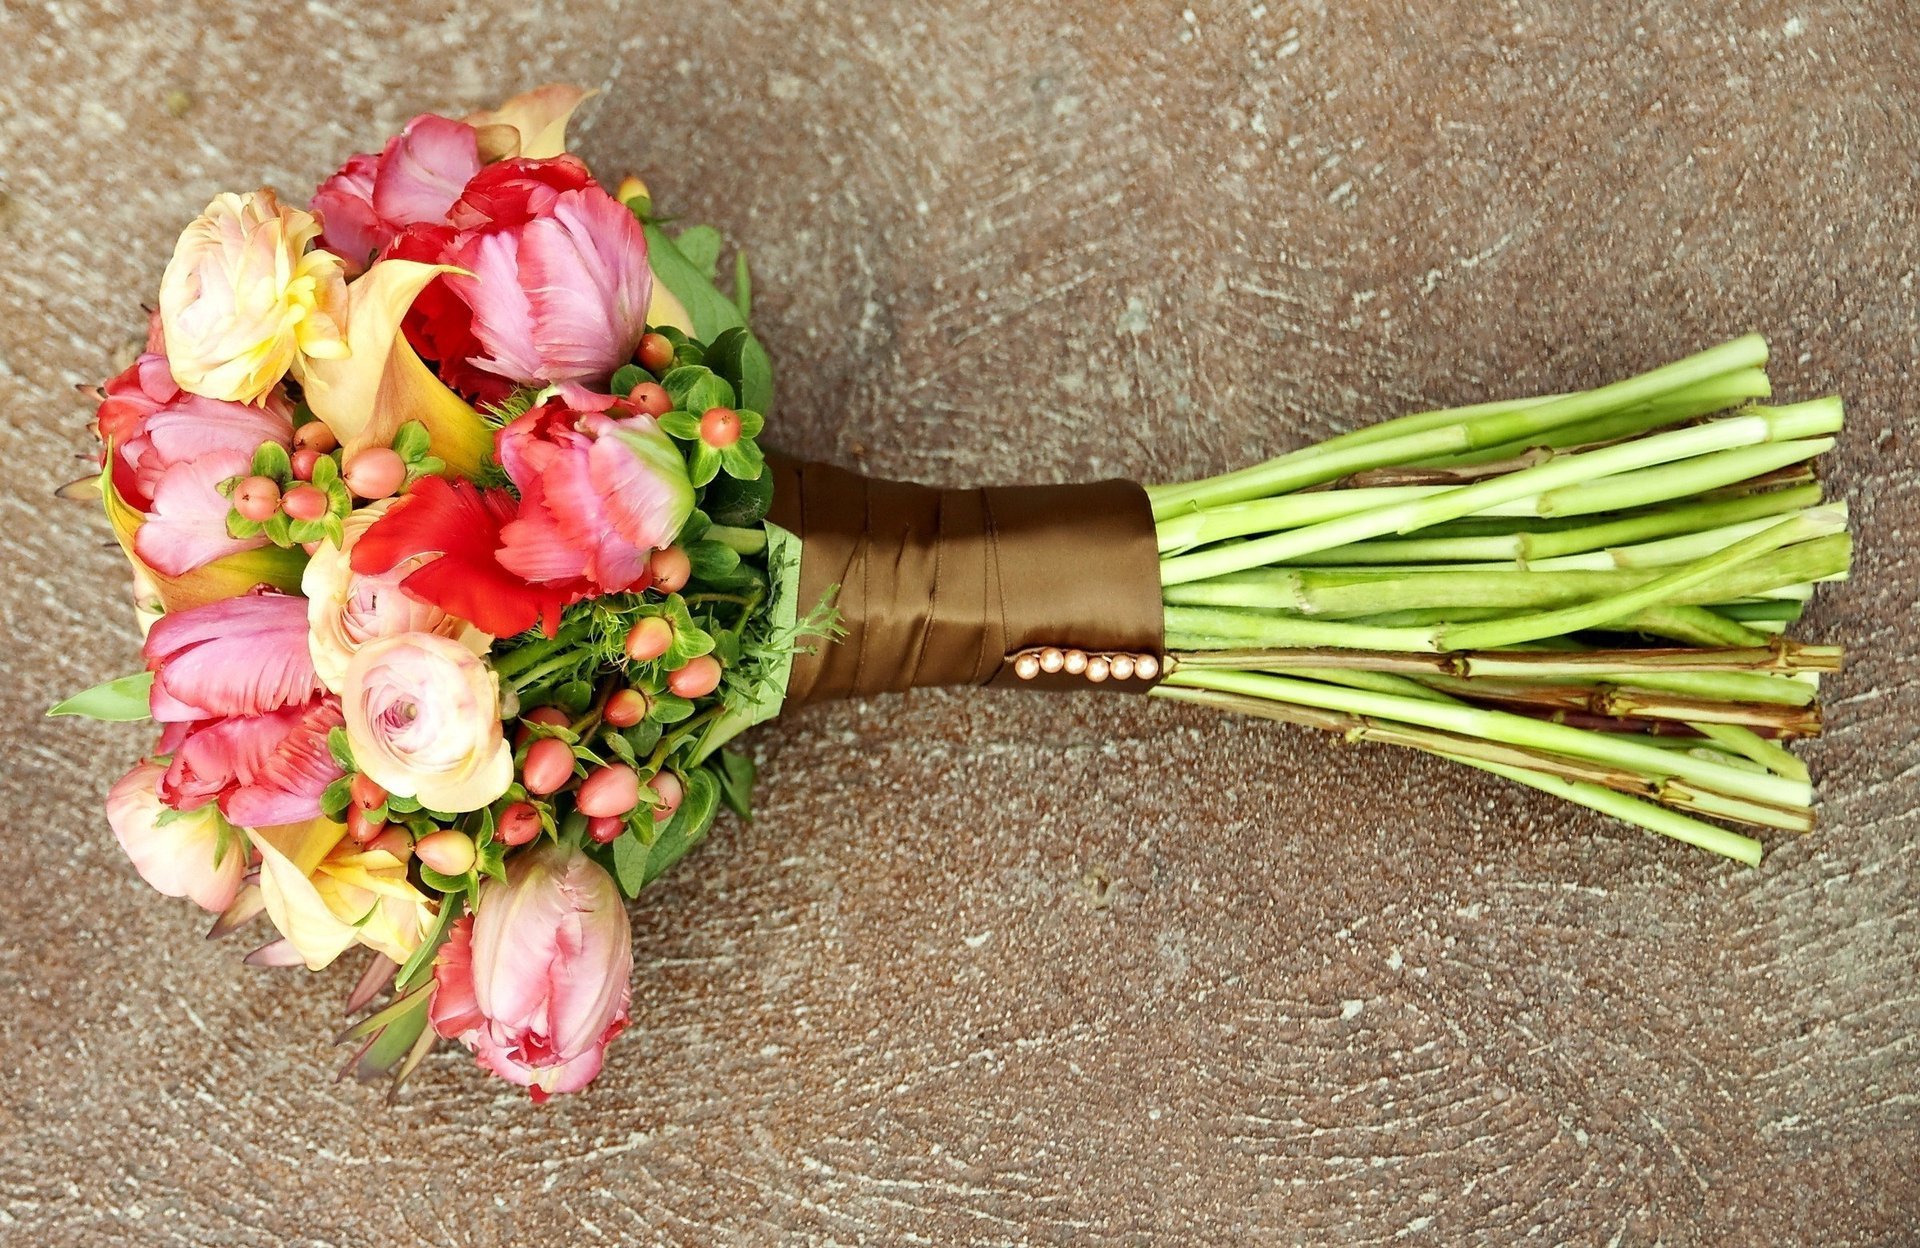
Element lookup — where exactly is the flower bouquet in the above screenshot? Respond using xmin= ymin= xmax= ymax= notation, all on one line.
xmin=57 ymin=85 xmax=1853 ymax=1100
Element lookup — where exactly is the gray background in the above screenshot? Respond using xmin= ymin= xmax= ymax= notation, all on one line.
xmin=1 ymin=1 xmax=1915 ymax=1244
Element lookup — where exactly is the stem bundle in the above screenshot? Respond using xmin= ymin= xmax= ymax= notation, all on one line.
xmin=1148 ymin=337 xmax=1848 ymax=864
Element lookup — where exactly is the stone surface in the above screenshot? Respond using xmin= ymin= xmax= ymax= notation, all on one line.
xmin=1 ymin=1 xmax=1916 ymax=1243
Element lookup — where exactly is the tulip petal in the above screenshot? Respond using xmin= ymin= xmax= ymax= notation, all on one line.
xmin=299 ymin=259 xmax=495 ymax=477
xmin=102 ymin=455 xmax=305 ymax=613
xmin=466 ymin=84 xmax=594 ymax=160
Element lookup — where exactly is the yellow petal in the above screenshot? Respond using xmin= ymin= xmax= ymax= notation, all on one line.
xmin=648 ymin=281 xmax=697 ymax=336
xmin=100 ymin=456 xmax=306 ymax=613
xmin=298 ymin=259 xmax=495 ymax=478
xmin=466 ymin=84 xmax=594 ymax=160
xmin=247 ymin=819 xmax=358 ymax=971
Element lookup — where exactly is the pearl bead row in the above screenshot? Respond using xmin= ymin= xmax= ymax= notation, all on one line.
xmin=1009 ymin=647 xmax=1162 ymax=684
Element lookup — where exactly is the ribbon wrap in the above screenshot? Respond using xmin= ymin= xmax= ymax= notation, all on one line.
xmin=767 ymin=455 xmax=1165 ymax=705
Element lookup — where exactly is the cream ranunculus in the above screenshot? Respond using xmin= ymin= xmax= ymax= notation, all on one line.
xmin=342 ymin=633 xmax=512 ymax=814
xmin=303 ymin=499 xmax=490 ymax=694
xmin=106 ymin=760 xmax=245 ymax=912
xmin=159 ymin=188 xmax=350 ymax=404
xmin=247 ymin=818 xmax=435 ymax=970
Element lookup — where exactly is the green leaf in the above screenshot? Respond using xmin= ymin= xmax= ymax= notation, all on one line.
xmin=622 ymin=720 xmax=663 ymax=757
xmin=689 ymin=442 xmax=722 ymax=488
xmin=673 ymin=225 xmax=724 ymax=280
xmin=263 ymin=511 xmax=294 ymax=546
xmin=686 ymin=540 xmax=741 ymax=582
xmin=555 ymin=680 xmax=594 ymax=715
xmin=702 ymin=467 xmax=774 ymax=527
xmin=319 ymin=774 xmax=354 ymax=819
xmin=418 ymin=863 xmax=470 ymax=894
xmin=734 ymin=250 xmax=753 ymax=321
xmin=642 ymin=768 xmax=721 ymax=887
xmin=648 ymin=691 xmax=695 ymax=724
xmin=715 ymin=750 xmax=756 ymax=819
xmin=704 ymin=327 xmax=775 ymax=415
xmin=48 ymin=671 xmax=153 ymax=721
xmin=394 ymin=895 xmax=464 ymax=992
xmin=288 ymin=517 xmax=328 ymax=544
xmin=642 ymin=222 xmax=747 ymax=340
xmin=309 ymin=453 xmax=340 ymax=489
xmin=251 ymin=441 xmax=293 ymax=480
xmin=719 ymin=439 xmax=766 ymax=482
xmin=611 ymin=822 xmax=649 ymax=896
xmin=661 ymin=365 xmax=736 ymax=416
xmin=327 ymin=727 xmax=356 ymax=771
xmin=610 ymin=363 xmax=647 ymax=396
xmin=657 ymin=410 xmax=702 ymax=441
xmin=226 ymin=512 xmax=265 ymax=540
xmin=391 ymin=420 xmax=432 ymax=462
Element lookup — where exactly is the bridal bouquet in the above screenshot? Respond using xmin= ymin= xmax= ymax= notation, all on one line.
xmin=57 ymin=85 xmax=1851 ymax=1100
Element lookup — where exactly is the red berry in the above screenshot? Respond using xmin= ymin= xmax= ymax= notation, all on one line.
xmin=667 ymin=655 xmax=722 ymax=699
xmin=515 ymin=706 xmax=571 ymax=745
xmin=587 ymin=815 xmax=624 ymax=844
xmin=346 ymin=805 xmax=387 ymax=846
xmin=367 ymin=827 xmax=412 ymax=860
xmin=623 ymin=616 xmax=674 ymax=662
xmin=629 ymin=382 xmax=672 ymax=417
xmin=521 ymin=737 xmax=575 ymax=795
xmin=293 ymin=422 xmax=338 ymax=453
xmin=636 ymin=332 xmax=675 ymax=374
xmin=290 ymin=448 xmax=321 ymax=480
xmin=233 ymin=476 xmax=282 ymax=522
xmin=350 ymin=773 xmax=386 ymax=810
xmin=344 ymin=447 xmax=407 ymax=500
xmin=649 ymin=546 xmax=691 ymax=593
xmin=604 ymin=688 xmax=649 ymax=727
xmin=577 ymin=765 xmax=640 ymax=819
xmin=282 ymin=484 xmax=329 ymax=521
xmin=650 ymin=770 xmax=685 ymax=822
xmin=700 ymin=406 xmax=741 ymax=448
xmin=497 ymin=801 xmax=542 ymax=847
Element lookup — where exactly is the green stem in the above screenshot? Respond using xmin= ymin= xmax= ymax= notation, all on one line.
xmin=706 ymin=525 xmax=768 ymax=555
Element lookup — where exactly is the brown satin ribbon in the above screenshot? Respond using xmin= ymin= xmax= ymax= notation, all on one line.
xmin=766 ymin=454 xmax=1165 ymax=705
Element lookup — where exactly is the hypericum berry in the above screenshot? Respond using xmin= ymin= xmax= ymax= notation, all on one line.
xmin=367 ymin=827 xmax=412 ymax=860
xmin=587 ymin=815 xmax=624 ymax=844
xmin=700 ymin=406 xmax=741 ymax=448
xmin=414 ymin=829 xmax=476 ymax=876
xmin=346 ymin=804 xmax=387 ymax=846
xmin=515 ymin=705 xmax=570 ymax=746
xmin=629 ymin=382 xmax=671 ymax=417
xmin=232 ymin=476 xmax=282 ymax=521
xmin=667 ymin=655 xmax=722 ymax=698
xmin=649 ymin=546 xmax=691 ymax=593
xmin=521 ymin=737 xmax=575 ymax=795
xmin=349 ymin=773 xmax=386 ymax=810
xmin=623 ymin=616 xmax=673 ymax=662
xmin=497 ymin=801 xmax=542 ymax=847
xmin=577 ymin=765 xmax=640 ymax=818
xmin=636 ymin=332 xmax=675 ymax=373
xmin=290 ymin=448 xmax=321 ymax=480
xmin=604 ymin=688 xmax=649 ymax=727
xmin=282 ymin=484 xmax=329 ymax=521
xmin=293 ymin=421 xmax=338 ymax=453
xmin=650 ymin=770 xmax=685 ymax=822
xmin=344 ymin=447 xmax=407 ymax=500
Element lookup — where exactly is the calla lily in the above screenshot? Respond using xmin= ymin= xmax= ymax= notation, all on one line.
xmin=465 ymin=83 xmax=594 ymax=162
xmin=101 ymin=454 xmax=306 ymax=614
xmin=614 ymin=175 xmax=697 ymax=335
xmin=249 ymin=818 xmax=436 ymax=971
xmin=297 ymin=258 xmax=495 ymax=478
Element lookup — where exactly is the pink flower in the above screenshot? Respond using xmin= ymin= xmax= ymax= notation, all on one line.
xmin=144 ymin=591 xmax=321 ymax=722
xmin=155 ymin=698 xmax=345 ymax=828
xmin=94 ymin=353 xmax=294 ymax=576
xmin=311 ymin=114 xmax=484 ymax=274
xmin=494 ymin=390 xmax=694 ymax=592
xmin=106 ymin=760 xmax=245 ymax=912
xmin=430 ymin=843 xmax=631 ymax=1101
xmin=341 ymin=633 xmax=511 ymax=814
xmin=387 ymin=157 xmax=651 ymax=396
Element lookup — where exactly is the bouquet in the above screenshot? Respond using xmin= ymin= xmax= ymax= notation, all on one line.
xmin=56 ymin=85 xmax=1853 ymax=1101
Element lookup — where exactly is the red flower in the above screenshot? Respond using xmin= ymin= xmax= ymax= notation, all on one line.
xmin=350 ymin=475 xmax=591 ymax=638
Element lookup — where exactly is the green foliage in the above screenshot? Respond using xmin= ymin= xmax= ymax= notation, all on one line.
xmin=48 ymin=671 xmax=152 ymax=721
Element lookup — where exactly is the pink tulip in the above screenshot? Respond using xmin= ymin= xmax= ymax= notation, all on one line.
xmin=94 ymin=351 xmax=294 ymax=576
xmin=493 ymin=390 xmax=694 ymax=593
xmin=156 ymin=698 xmax=345 ymax=828
xmin=144 ymin=591 xmax=322 ymax=722
xmin=430 ymin=843 xmax=631 ymax=1101
xmin=106 ymin=761 xmax=245 ymax=912
xmin=311 ymin=114 xmax=484 ymax=273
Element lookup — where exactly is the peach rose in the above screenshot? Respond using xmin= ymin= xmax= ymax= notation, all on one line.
xmin=341 ymin=633 xmax=512 ymax=813
xmin=303 ymin=499 xmax=490 ymax=694
xmin=159 ymin=188 xmax=349 ymax=404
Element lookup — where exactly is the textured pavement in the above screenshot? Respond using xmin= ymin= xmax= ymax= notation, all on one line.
xmin=1 ymin=1 xmax=1916 ymax=1244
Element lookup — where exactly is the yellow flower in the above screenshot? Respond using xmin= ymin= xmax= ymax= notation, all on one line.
xmin=248 ymin=819 xmax=436 ymax=971
xmin=159 ymin=188 xmax=349 ymax=404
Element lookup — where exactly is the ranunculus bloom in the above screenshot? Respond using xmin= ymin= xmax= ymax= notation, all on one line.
xmin=310 ymin=114 xmax=483 ymax=274
xmin=106 ymin=760 xmax=245 ymax=912
xmin=144 ymin=591 xmax=322 ymax=722
xmin=159 ymin=189 xmax=350 ymax=404
xmin=384 ymin=157 xmax=650 ymax=398
xmin=303 ymin=499 xmax=490 ymax=694
xmin=351 ymin=475 xmax=593 ymax=637
xmin=342 ymin=632 xmax=512 ymax=813
xmin=94 ymin=352 xmax=295 ymax=576
xmin=157 ymin=698 xmax=345 ymax=828
xmin=249 ymin=818 xmax=435 ymax=970
xmin=430 ymin=843 xmax=632 ymax=1101
xmin=494 ymin=389 xmax=694 ymax=592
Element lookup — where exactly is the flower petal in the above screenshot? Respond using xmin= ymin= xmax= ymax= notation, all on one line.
xmin=465 ymin=84 xmax=594 ymax=161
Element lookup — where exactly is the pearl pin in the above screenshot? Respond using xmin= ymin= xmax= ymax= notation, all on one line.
xmin=1063 ymin=650 xmax=1088 ymax=675
xmin=1085 ymin=656 xmax=1111 ymax=682
xmin=1014 ymin=653 xmax=1042 ymax=680
xmin=1110 ymin=655 xmax=1136 ymax=681
xmin=1134 ymin=654 xmax=1160 ymax=680
xmin=1039 ymin=647 xmax=1065 ymax=674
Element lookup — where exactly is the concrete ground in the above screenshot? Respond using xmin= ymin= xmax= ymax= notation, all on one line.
xmin=1 ymin=1 xmax=1915 ymax=1243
